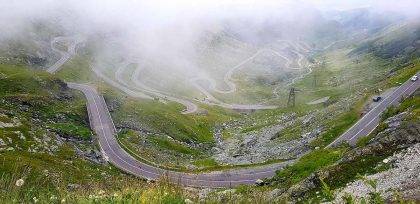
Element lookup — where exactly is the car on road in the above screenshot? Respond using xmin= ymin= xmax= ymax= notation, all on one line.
xmin=372 ymin=96 xmax=382 ymax=102
xmin=411 ymin=75 xmax=418 ymax=82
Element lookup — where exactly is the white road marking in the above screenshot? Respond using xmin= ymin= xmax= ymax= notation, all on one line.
xmin=348 ymin=80 xmax=418 ymax=142
xmin=48 ymin=36 xmax=283 ymax=187
xmin=73 ymin=84 xmax=276 ymax=187
xmin=327 ymin=74 xmax=419 ymax=147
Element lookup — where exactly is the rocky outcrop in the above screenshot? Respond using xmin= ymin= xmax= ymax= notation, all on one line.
xmin=212 ymin=92 xmax=360 ymax=166
xmin=212 ymin=112 xmax=319 ymax=165
xmin=334 ymin=143 xmax=420 ymax=202
xmin=276 ymin=110 xmax=420 ymax=202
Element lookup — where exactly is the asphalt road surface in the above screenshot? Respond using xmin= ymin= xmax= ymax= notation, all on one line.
xmin=68 ymin=82 xmax=293 ymax=188
xmin=68 ymin=73 xmax=419 ymax=187
xmin=46 ymin=37 xmax=82 ymax=73
xmin=90 ymin=40 xmax=310 ymax=113
xmin=48 ymin=37 xmax=285 ymax=187
xmin=327 ymin=73 xmax=420 ymax=147
xmin=55 ymin=36 xmax=418 ymax=187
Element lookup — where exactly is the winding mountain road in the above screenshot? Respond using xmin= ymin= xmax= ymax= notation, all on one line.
xmin=270 ymin=41 xmax=313 ymax=97
xmin=49 ymin=36 xmax=419 ymax=187
xmin=46 ymin=36 xmax=82 ymax=73
xmin=327 ymin=73 xmax=420 ymax=147
xmin=69 ymin=72 xmax=419 ymax=187
xmin=130 ymin=64 xmax=199 ymax=114
xmin=189 ymin=43 xmax=309 ymax=109
xmin=92 ymin=60 xmax=199 ymax=114
xmin=48 ymin=38 xmax=288 ymax=187
xmin=68 ymin=82 xmax=292 ymax=187
xmin=47 ymin=36 xmax=310 ymax=114
xmin=92 ymin=66 xmax=154 ymax=100
xmin=196 ymin=49 xmax=266 ymax=94
xmin=89 ymin=39 xmax=311 ymax=113
xmin=115 ymin=57 xmax=277 ymax=112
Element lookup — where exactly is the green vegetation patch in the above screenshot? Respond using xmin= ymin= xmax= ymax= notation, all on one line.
xmin=387 ymin=60 xmax=420 ymax=86
xmin=150 ymin=136 xmax=200 ymax=155
xmin=381 ymin=94 xmax=420 ymax=121
xmin=274 ymin=148 xmax=347 ymax=186
xmin=193 ymin=158 xmax=219 ymax=168
xmin=297 ymin=92 xmax=419 ymax=201
xmin=102 ymin=85 xmax=237 ymax=144
xmin=323 ymin=154 xmax=390 ymax=190
xmin=56 ymin=55 xmax=98 ymax=83
xmin=311 ymin=106 xmax=361 ymax=148
xmin=50 ymin=123 xmax=92 ymax=140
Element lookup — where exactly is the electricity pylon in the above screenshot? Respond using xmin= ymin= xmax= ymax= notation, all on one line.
xmin=287 ymin=87 xmax=301 ymax=107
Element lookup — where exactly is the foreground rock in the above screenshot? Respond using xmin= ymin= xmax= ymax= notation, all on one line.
xmin=335 ymin=143 xmax=420 ymax=202
xmin=274 ymin=109 xmax=420 ymax=202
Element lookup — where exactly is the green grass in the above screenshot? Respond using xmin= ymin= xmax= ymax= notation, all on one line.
xmin=273 ymin=61 xmax=419 ymax=200
xmin=101 ymin=85 xmax=238 ymax=145
xmin=294 ymin=50 xmax=391 ymax=104
xmin=356 ymin=133 xmax=375 ymax=147
xmin=240 ymin=121 xmax=278 ymax=134
xmin=233 ymin=104 xmax=315 ymax=137
xmin=0 ymin=149 xmax=187 ymax=203
xmin=191 ymin=158 xmax=289 ymax=173
xmin=0 ymin=63 xmax=86 ymax=111
xmin=239 ymin=48 xmax=394 ymax=143
xmin=0 ymin=63 xmax=194 ymax=203
xmin=274 ymin=123 xmax=304 ymax=142
xmin=381 ymin=94 xmax=420 ymax=120
xmin=55 ymin=54 xmax=97 ymax=83
xmin=387 ymin=59 xmax=420 ymax=86
xmin=193 ymin=158 xmax=219 ymax=167
xmin=311 ymin=109 xmax=360 ymax=147
xmin=0 ymin=64 xmax=153 ymax=202
xmin=323 ymin=154 xmax=391 ymax=190
xmin=0 ymin=114 xmax=13 ymax=123
xmin=118 ymin=129 xmax=291 ymax=173
xmin=0 ymin=64 xmax=54 ymax=96
xmin=117 ymin=131 xmax=188 ymax=171
xmin=274 ymin=148 xmax=347 ymax=186
xmin=50 ymin=123 xmax=92 ymax=140
xmin=150 ymin=137 xmax=200 ymax=155
xmin=281 ymin=82 xmax=420 ymax=201
xmin=212 ymin=75 xmax=277 ymax=104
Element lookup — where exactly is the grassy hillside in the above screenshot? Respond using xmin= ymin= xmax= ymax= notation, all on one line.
xmin=350 ymin=21 xmax=420 ymax=59
xmin=100 ymin=85 xmax=240 ymax=170
xmin=0 ymin=11 xmax=419 ymax=203
xmin=0 ymin=64 xmax=157 ymax=202
xmin=0 ymin=63 xmax=289 ymax=203
xmin=264 ymin=23 xmax=420 ymax=202
xmin=52 ymin=42 xmax=241 ymax=169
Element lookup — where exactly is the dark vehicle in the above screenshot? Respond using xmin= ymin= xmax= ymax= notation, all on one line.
xmin=372 ymin=96 xmax=382 ymax=102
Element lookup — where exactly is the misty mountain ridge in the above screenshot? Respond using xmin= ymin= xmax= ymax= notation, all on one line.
xmin=1 ymin=1 xmax=420 ymax=203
